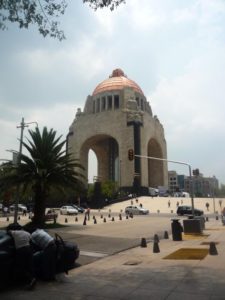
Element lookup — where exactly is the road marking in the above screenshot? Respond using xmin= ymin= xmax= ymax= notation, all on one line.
xmin=80 ymin=251 xmax=108 ymax=258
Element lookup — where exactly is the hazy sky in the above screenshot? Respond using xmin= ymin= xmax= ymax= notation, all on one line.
xmin=0 ymin=0 xmax=225 ymax=184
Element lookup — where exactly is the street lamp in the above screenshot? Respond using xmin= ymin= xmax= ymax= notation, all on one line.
xmin=135 ymin=155 xmax=195 ymax=216
xmin=13 ymin=117 xmax=38 ymax=225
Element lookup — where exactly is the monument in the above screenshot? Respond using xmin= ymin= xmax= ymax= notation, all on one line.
xmin=67 ymin=68 xmax=168 ymax=194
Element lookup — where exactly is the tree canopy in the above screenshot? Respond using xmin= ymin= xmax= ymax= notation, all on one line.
xmin=0 ymin=126 xmax=85 ymax=227
xmin=0 ymin=0 xmax=125 ymax=40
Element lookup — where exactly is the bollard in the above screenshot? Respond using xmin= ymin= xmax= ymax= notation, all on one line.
xmin=129 ymin=213 xmax=133 ymax=219
xmin=108 ymin=214 xmax=111 ymax=218
xmin=154 ymin=234 xmax=159 ymax=243
xmin=111 ymin=217 xmax=115 ymax=222
xmin=94 ymin=218 xmax=97 ymax=224
xmin=93 ymin=215 xmax=95 ymax=220
xmin=6 ymin=217 xmax=9 ymax=222
xmin=119 ymin=214 xmax=122 ymax=220
xmin=216 ymin=215 xmax=219 ymax=220
xmin=126 ymin=215 xmax=129 ymax=219
xmin=153 ymin=241 xmax=160 ymax=253
xmin=103 ymin=218 xmax=106 ymax=223
xmin=83 ymin=217 xmax=87 ymax=225
xmin=209 ymin=242 xmax=218 ymax=255
xmin=164 ymin=231 xmax=169 ymax=239
xmin=18 ymin=216 xmax=20 ymax=221
xmin=205 ymin=216 xmax=209 ymax=222
xmin=120 ymin=209 xmax=123 ymax=213
xmin=140 ymin=238 xmax=147 ymax=248
xmin=65 ymin=218 xmax=68 ymax=223
xmin=75 ymin=217 xmax=78 ymax=222
xmin=100 ymin=214 xmax=103 ymax=219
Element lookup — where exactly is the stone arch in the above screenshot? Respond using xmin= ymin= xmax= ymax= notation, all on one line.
xmin=80 ymin=134 xmax=119 ymax=184
xmin=148 ymin=138 xmax=164 ymax=188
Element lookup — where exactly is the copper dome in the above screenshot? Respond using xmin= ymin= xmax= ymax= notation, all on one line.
xmin=92 ymin=69 xmax=144 ymax=96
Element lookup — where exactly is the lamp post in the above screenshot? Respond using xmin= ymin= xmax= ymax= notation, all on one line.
xmin=135 ymin=155 xmax=195 ymax=215
xmin=13 ymin=117 xmax=38 ymax=225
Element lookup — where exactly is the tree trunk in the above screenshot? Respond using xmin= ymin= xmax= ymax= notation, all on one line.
xmin=32 ymin=183 xmax=46 ymax=227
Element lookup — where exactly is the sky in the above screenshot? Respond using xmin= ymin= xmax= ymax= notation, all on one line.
xmin=0 ymin=0 xmax=225 ymax=185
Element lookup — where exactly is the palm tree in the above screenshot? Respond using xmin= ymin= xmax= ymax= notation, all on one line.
xmin=0 ymin=127 xmax=85 ymax=227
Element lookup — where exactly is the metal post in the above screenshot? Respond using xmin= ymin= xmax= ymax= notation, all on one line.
xmin=135 ymin=155 xmax=195 ymax=215
xmin=13 ymin=118 xmax=38 ymax=224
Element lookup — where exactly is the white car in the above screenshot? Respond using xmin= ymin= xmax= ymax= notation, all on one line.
xmin=125 ymin=206 xmax=149 ymax=215
xmin=60 ymin=205 xmax=78 ymax=215
xmin=9 ymin=204 xmax=27 ymax=213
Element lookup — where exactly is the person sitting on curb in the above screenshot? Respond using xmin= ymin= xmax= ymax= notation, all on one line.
xmin=9 ymin=228 xmax=36 ymax=290
xmin=31 ymin=229 xmax=56 ymax=281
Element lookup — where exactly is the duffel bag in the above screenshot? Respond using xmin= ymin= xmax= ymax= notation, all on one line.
xmin=55 ymin=234 xmax=80 ymax=273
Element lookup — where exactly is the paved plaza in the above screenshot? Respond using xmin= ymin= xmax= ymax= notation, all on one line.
xmin=1 ymin=196 xmax=225 ymax=299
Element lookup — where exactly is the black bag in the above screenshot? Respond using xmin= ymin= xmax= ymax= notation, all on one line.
xmin=55 ymin=234 xmax=80 ymax=274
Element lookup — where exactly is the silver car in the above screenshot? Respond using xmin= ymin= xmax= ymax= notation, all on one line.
xmin=60 ymin=205 xmax=78 ymax=215
xmin=125 ymin=205 xmax=149 ymax=215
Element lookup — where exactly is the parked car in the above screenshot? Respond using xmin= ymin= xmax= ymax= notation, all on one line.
xmin=60 ymin=206 xmax=78 ymax=215
xmin=45 ymin=209 xmax=58 ymax=221
xmin=125 ymin=206 xmax=149 ymax=215
xmin=9 ymin=204 xmax=27 ymax=213
xmin=177 ymin=205 xmax=203 ymax=216
xmin=72 ymin=205 xmax=85 ymax=213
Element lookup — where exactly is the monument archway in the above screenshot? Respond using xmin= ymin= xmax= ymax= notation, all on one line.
xmin=80 ymin=135 xmax=119 ymax=184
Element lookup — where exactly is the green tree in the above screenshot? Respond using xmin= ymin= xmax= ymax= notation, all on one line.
xmin=101 ymin=180 xmax=117 ymax=199
xmin=0 ymin=127 xmax=85 ymax=227
xmin=0 ymin=0 xmax=125 ymax=40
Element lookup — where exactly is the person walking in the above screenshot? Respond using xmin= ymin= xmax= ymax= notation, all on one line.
xmin=168 ymin=200 xmax=171 ymax=208
xmin=206 ymin=202 xmax=210 ymax=211
xmin=9 ymin=229 xmax=36 ymax=290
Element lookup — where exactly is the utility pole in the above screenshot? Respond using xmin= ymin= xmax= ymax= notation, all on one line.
xmin=13 ymin=118 xmax=38 ymax=225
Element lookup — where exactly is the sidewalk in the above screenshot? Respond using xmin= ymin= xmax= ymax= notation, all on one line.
xmin=1 ymin=218 xmax=225 ymax=299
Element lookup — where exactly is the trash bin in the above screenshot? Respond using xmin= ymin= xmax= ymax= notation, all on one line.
xmin=171 ymin=218 xmax=183 ymax=241
xmin=194 ymin=216 xmax=205 ymax=230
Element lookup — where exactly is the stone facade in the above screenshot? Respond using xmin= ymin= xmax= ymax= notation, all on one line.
xmin=68 ymin=69 xmax=168 ymax=194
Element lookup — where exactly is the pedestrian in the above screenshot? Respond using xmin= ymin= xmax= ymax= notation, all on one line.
xmin=219 ymin=199 xmax=222 ymax=208
xmin=206 ymin=202 xmax=209 ymax=211
xmin=31 ymin=229 xmax=56 ymax=281
xmin=8 ymin=228 xmax=36 ymax=290
xmin=136 ymin=198 xmax=138 ymax=203
xmin=140 ymin=203 xmax=143 ymax=208
xmin=86 ymin=207 xmax=90 ymax=220
xmin=3 ymin=206 xmax=8 ymax=217
xmin=168 ymin=200 xmax=171 ymax=208
xmin=176 ymin=201 xmax=179 ymax=207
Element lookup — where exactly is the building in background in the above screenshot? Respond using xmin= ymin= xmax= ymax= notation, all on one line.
xmin=168 ymin=169 xmax=219 ymax=197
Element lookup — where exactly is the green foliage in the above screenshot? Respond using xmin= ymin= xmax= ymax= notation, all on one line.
xmin=0 ymin=0 xmax=125 ymax=39
xmin=217 ymin=184 xmax=225 ymax=197
xmin=101 ymin=180 xmax=117 ymax=199
xmin=0 ymin=126 xmax=85 ymax=226
xmin=83 ymin=0 xmax=125 ymax=11
xmin=0 ymin=0 xmax=67 ymax=40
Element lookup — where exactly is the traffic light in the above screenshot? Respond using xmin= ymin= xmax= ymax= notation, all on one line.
xmin=128 ymin=149 xmax=134 ymax=161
